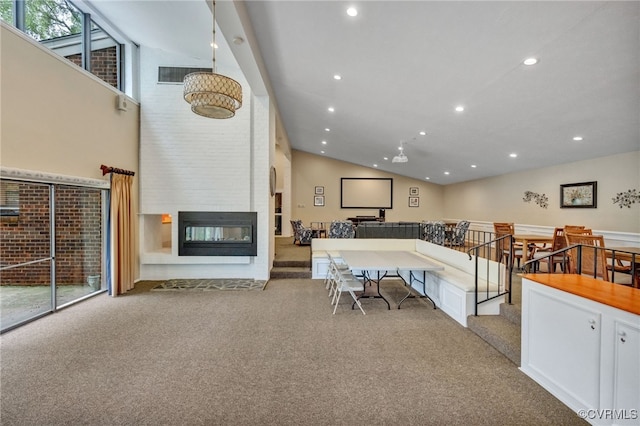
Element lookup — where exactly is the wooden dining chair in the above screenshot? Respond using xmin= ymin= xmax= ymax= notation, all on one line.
xmin=531 ymin=227 xmax=568 ymax=272
xmin=493 ymin=222 xmax=528 ymax=268
xmin=565 ymin=233 xmax=632 ymax=282
xmin=565 ymin=233 xmax=609 ymax=280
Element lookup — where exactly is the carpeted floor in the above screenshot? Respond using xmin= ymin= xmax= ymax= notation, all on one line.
xmin=275 ymin=236 xmax=311 ymax=262
xmin=0 ymin=274 xmax=586 ymax=425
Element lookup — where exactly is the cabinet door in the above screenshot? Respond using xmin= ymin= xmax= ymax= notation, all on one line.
xmin=612 ymin=320 xmax=640 ymax=424
xmin=527 ymin=290 xmax=602 ymax=410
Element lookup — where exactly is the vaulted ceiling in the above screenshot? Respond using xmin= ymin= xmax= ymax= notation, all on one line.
xmin=92 ymin=1 xmax=639 ymax=185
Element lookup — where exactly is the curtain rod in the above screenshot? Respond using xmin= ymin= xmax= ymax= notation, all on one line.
xmin=100 ymin=165 xmax=135 ymax=176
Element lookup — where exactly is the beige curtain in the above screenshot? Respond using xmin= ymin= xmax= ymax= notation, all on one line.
xmin=110 ymin=174 xmax=135 ymax=296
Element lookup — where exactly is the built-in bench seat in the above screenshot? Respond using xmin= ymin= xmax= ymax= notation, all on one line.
xmin=311 ymin=238 xmax=506 ymax=327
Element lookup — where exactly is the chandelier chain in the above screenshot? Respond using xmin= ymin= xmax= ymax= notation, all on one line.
xmin=211 ymin=0 xmax=217 ymax=73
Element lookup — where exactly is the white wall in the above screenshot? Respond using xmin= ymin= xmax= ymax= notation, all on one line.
xmin=138 ymin=46 xmax=272 ymax=280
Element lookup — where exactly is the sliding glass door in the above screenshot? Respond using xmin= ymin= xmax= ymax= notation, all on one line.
xmin=0 ymin=179 xmax=106 ymax=332
xmin=0 ymin=181 xmax=53 ymax=329
xmin=54 ymin=185 xmax=105 ymax=307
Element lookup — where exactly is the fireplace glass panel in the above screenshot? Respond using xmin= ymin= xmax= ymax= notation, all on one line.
xmin=185 ymin=226 xmax=252 ymax=243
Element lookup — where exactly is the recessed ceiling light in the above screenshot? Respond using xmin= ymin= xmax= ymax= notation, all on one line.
xmin=510 ymin=153 xmax=518 ymax=158
xmin=325 ymin=128 xmax=330 ymax=132
xmin=320 ymin=150 xmax=325 ymax=154
xmin=373 ymin=164 xmax=378 ymax=167
xmin=346 ymin=7 xmax=358 ymax=17
xmin=419 ymin=131 xmax=426 ymax=136
xmin=455 ymin=106 xmax=464 ymax=112
xmin=425 ymin=177 xmax=430 ymax=180
xmin=210 ymin=42 xmax=218 ymax=49
xmin=573 ymin=136 xmax=583 ymax=141
xmin=444 ymin=171 xmax=450 ymax=175
xmin=327 ymin=107 xmax=335 ymax=112
xmin=321 ymin=140 xmax=327 ymax=145
xmin=383 ymin=157 xmax=388 ymax=161
xmin=333 ymin=74 xmax=342 ymax=80
xmin=471 ymin=164 xmax=477 ymax=168
xmin=523 ymin=57 xmax=538 ymax=65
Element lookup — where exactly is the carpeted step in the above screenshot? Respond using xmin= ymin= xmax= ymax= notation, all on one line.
xmin=273 ymin=259 xmax=311 ymax=268
xmin=499 ymin=302 xmax=521 ymax=326
xmin=270 ymin=266 xmax=312 ymax=279
xmin=467 ymin=315 xmax=521 ymax=366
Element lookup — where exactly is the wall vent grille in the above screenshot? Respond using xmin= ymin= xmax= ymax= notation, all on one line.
xmin=158 ymin=67 xmax=211 ymax=83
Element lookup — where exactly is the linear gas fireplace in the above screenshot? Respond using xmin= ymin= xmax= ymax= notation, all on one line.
xmin=178 ymin=212 xmax=257 ymax=256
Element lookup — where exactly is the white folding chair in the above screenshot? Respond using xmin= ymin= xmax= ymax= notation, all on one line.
xmin=326 ymin=253 xmax=350 ymax=296
xmin=332 ymin=266 xmax=365 ymax=315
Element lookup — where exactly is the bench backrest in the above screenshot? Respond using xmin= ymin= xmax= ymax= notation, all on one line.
xmin=355 ymin=222 xmax=422 ymax=239
xmin=312 ymin=238 xmax=415 ymax=252
xmin=415 ymin=239 xmax=505 ymax=284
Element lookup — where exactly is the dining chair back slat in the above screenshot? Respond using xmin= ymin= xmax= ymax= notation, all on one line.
xmin=565 ymin=233 xmax=609 ymax=281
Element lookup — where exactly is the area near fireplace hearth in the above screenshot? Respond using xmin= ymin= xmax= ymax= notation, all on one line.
xmin=137 ymin=47 xmax=273 ymax=282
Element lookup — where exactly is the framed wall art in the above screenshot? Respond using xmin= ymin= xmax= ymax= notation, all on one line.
xmin=409 ymin=187 xmax=419 ymax=196
xmin=314 ymin=196 xmax=325 ymax=207
xmin=315 ymin=186 xmax=324 ymax=195
xmin=408 ymin=197 xmax=419 ymax=207
xmin=560 ymin=181 xmax=597 ymax=208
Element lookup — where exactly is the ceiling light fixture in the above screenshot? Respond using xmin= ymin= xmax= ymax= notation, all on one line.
xmin=333 ymin=74 xmax=342 ymax=80
xmin=419 ymin=131 xmax=426 ymax=136
xmin=573 ymin=136 xmax=584 ymax=141
xmin=328 ymin=107 xmax=335 ymax=112
xmin=346 ymin=7 xmax=358 ymax=17
xmin=392 ymin=144 xmax=408 ymax=163
xmin=523 ymin=57 xmax=538 ymax=65
xmin=183 ymin=1 xmax=242 ymax=119
xmin=455 ymin=106 xmax=464 ymax=112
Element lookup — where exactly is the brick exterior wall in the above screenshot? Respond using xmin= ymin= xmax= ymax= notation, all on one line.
xmin=0 ymin=183 xmax=102 ymax=286
xmin=66 ymin=46 xmax=118 ymax=88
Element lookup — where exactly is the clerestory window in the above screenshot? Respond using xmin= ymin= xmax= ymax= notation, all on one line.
xmin=1 ymin=0 xmax=125 ymax=91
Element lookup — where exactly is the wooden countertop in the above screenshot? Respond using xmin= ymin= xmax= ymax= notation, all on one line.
xmin=521 ymin=273 xmax=640 ymax=315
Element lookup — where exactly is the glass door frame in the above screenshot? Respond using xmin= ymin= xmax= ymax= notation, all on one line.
xmin=0 ymin=169 xmax=110 ymax=333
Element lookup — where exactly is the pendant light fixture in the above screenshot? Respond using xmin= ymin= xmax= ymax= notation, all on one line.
xmin=392 ymin=143 xmax=408 ymax=163
xmin=183 ymin=1 xmax=243 ymax=119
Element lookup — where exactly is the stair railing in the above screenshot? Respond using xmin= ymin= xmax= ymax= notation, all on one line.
xmin=468 ymin=234 xmax=513 ymax=316
xmin=523 ymin=245 xmax=638 ymax=286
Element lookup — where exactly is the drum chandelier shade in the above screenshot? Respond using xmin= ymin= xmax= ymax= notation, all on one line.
xmin=184 ymin=72 xmax=242 ymax=119
xmin=183 ymin=1 xmax=242 ymax=119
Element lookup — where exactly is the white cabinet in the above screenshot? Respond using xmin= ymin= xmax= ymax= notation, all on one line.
xmin=521 ymin=278 xmax=640 ymax=426
xmin=609 ymin=320 xmax=640 ymax=424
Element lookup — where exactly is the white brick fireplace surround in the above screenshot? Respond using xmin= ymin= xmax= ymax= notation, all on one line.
xmin=139 ymin=47 xmax=272 ymax=281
